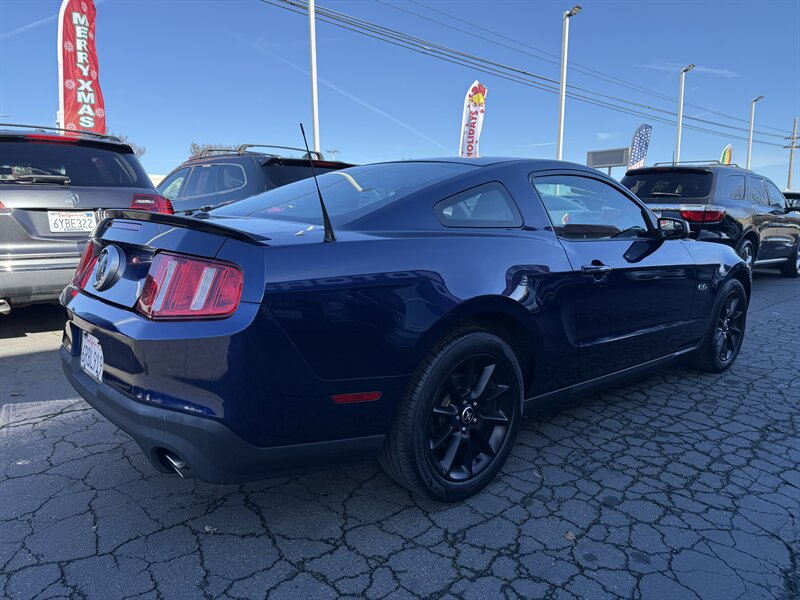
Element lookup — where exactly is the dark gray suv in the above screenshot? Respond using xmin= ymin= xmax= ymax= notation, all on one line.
xmin=0 ymin=125 xmax=166 ymax=314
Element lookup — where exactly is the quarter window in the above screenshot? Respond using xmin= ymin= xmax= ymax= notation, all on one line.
xmin=722 ymin=175 xmax=745 ymax=200
xmin=218 ymin=164 xmax=246 ymax=192
xmin=183 ymin=165 xmax=219 ymax=198
xmin=157 ymin=167 xmax=190 ymax=200
xmin=749 ymin=177 xmax=769 ymax=206
xmin=434 ymin=182 xmax=522 ymax=228
xmin=532 ymin=174 xmax=651 ymax=240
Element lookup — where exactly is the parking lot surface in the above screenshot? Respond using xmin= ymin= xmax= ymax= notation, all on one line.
xmin=1 ymin=272 xmax=798 ymax=600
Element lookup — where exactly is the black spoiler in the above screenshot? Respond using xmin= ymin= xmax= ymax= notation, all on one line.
xmin=101 ymin=209 xmax=269 ymax=244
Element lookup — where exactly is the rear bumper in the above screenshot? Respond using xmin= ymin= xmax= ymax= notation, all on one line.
xmin=0 ymin=255 xmax=78 ymax=306
xmin=61 ymin=346 xmax=385 ymax=484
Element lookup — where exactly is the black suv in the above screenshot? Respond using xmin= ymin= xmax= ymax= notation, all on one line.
xmin=156 ymin=145 xmax=353 ymax=214
xmin=621 ymin=163 xmax=800 ymax=277
xmin=0 ymin=124 xmax=165 ymax=313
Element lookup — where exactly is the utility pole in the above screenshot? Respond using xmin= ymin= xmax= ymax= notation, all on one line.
xmin=308 ymin=0 xmax=320 ymax=153
xmin=746 ymin=95 xmax=763 ymax=170
xmin=786 ymin=117 xmax=798 ymax=190
xmin=556 ymin=5 xmax=581 ymax=161
xmin=675 ymin=64 xmax=695 ymax=164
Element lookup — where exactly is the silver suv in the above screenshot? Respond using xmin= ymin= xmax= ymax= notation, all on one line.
xmin=0 ymin=124 xmax=168 ymax=314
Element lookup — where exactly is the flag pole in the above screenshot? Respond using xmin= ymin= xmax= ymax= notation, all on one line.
xmin=308 ymin=0 xmax=320 ymax=154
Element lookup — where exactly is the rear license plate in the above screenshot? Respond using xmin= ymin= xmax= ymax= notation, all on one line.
xmin=48 ymin=211 xmax=97 ymax=233
xmin=80 ymin=330 xmax=104 ymax=383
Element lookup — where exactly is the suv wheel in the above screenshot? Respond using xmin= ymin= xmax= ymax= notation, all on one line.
xmin=779 ymin=242 xmax=800 ymax=278
xmin=737 ymin=239 xmax=755 ymax=268
xmin=688 ymin=278 xmax=747 ymax=373
xmin=380 ymin=330 xmax=522 ymax=501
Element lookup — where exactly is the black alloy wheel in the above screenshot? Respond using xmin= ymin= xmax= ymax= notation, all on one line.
xmin=427 ymin=355 xmax=516 ymax=482
xmin=689 ymin=278 xmax=748 ymax=373
xmin=380 ymin=330 xmax=523 ymax=501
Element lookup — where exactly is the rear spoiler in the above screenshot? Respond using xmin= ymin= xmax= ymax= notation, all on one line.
xmin=261 ymin=156 xmax=355 ymax=170
xmin=101 ymin=209 xmax=269 ymax=244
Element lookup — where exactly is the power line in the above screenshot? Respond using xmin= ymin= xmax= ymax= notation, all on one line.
xmin=261 ymin=0 xmax=785 ymax=148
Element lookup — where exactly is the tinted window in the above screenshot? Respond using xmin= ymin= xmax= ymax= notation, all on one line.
xmin=722 ymin=175 xmax=746 ymax=200
xmin=786 ymin=191 xmax=800 ymax=209
xmin=764 ymin=180 xmax=786 ymax=208
xmin=620 ymin=170 xmax=712 ymax=200
xmin=262 ymin=162 xmax=344 ymax=188
xmin=0 ymin=139 xmax=149 ymax=188
xmin=157 ymin=167 xmax=190 ymax=200
xmin=183 ymin=165 xmax=219 ymax=198
xmin=749 ymin=177 xmax=768 ymax=206
xmin=218 ymin=164 xmax=246 ymax=192
xmin=533 ymin=175 xmax=650 ymax=240
xmin=213 ymin=162 xmax=474 ymax=225
xmin=434 ymin=182 xmax=521 ymax=228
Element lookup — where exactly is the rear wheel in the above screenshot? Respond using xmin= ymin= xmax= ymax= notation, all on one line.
xmin=779 ymin=242 xmax=800 ymax=278
xmin=380 ymin=330 xmax=523 ymax=501
xmin=688 ymin=278 xmax=747 ymax=372
xmin=737 ymin=239 xmax=755 ymax=269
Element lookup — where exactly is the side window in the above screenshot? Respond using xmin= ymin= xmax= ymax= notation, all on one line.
xmin=157 ymin=167 xmax=190 ymax=200
xmin=764 ymin=180 xmax=786 ymax=208
xmin=722 ymin=175 xmax=745 ymax=200
xmin=218 ymin=164 xmax=247 ymax=193
xmin=183 ymin=165 xmax=219 ymax=198
xmin=749 ymin=177 xmax=768 ymax=206
xmin=532 ymin=174 xmax=650 ymax=240
xmin=434 ymin=182 xmax=522 ymax=228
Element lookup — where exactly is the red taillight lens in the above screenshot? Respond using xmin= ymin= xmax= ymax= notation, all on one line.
xmin=72 ymin=242 xmax=99 ymax=290
xmin=678 ymin=205 xmax=726 ymax=223
xmin=136 ymin=252 xmax=243 ymax=319
xmin=130 ymin=193 xmax=174 ymax=214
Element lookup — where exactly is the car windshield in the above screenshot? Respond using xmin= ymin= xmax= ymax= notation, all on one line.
xmin=621 ymin=170 xmax=712 ymax=201
xmin=0 ymin=139 xmax=149 ymax=187
xmin=211 ymin=161 xmax=474 ymax=225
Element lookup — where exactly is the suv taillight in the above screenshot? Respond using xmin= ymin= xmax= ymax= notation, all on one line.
xmin=678 ymin=204 xmax=726 ymax=223
xmin=72 ymin=242 xmax=99 ymax=290
xmin=136 ymin=252 xmax=243 ymax=320
xmin=130 ymin=193 xmax=174 ymax=214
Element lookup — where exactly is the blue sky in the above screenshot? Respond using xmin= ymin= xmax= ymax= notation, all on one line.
xmin=1 ymin=0 xmax=798 ymax=187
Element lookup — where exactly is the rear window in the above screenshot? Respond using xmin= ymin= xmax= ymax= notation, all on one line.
xmin=621 ymin=170 xmax=712 ymax=201
xmin=213 ymin=162 xmax=474 ymax=225
xmin=262 ymin=161 xmax=346 ymax=188
xmin=0 ymin=139 xmax=149 ymax=187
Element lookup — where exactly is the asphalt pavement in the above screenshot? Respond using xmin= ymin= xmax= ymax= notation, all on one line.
xmin=1 ymin=271 xmax=798 ymax=599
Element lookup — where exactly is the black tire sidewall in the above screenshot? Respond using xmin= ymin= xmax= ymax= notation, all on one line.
xmin=737 ymin=239 xmax=755 ymax=268
xmin=409 ymin=332 xmax=523 ymax=501
xmin=708 ymin=279 xmax=748 ymax=371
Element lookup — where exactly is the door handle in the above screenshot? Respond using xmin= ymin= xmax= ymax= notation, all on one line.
xmin=581 ymin=264 xmax=612 ymax=274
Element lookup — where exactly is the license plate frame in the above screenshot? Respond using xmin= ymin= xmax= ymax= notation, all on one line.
xmin=48 ymin=211 xmax=97 ymax=233
xmin=79 ymin=330 xmax=104 ymax=383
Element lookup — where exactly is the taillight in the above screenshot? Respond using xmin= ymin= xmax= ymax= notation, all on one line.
xmin=72 ymin=242 xmax=99 ymax=290
xmin=130 ymin=193 xmax=174 ymax=214
xmin=136 ymin=252 xmax=243 ymax=320
xmin=678 ymin=205 xmax=726 ymax=223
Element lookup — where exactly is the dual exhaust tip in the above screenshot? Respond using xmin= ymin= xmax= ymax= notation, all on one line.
xmin=162 ymin=451 xmax=190 ymax=478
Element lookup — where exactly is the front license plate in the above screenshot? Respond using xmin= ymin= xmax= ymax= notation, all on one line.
xmin=48 ymin=211 xmax=97 ymax=233
xmin=80 ymin=330 xmax=104 ymax=383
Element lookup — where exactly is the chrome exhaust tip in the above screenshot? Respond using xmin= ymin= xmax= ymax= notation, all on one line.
xmin=163 ymin=452 xmax=189 ymax=478
xmin=0 ymin=300 xmax=10 ymax=315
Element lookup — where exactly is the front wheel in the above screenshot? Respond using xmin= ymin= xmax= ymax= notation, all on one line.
xmin=688 ymin=278 xmax=748 ymax=372
xmin=380 ymin=330 xmax=523 ymax=501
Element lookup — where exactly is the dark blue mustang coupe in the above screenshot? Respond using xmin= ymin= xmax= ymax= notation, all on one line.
xmin=60 ymin=158 xmax=750 ymax=501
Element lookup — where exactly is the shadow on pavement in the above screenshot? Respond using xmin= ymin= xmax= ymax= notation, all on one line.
xmin=0 ymin=304 xmax=67 ymax=339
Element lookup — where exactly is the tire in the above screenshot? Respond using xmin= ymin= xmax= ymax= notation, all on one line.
xmin=779 ymin=242 xmax=800 ymax=278
xmin=379 ymin=329 xmax=523 ymax=501
xmin=688 ymin=278 xmax=748 ymax=373
xmin=736 ymin=239 xmax=756 ymax=269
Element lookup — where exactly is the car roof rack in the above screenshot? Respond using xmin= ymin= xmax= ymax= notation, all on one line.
xmin=197 ymin=144 xmax=324 ymax=160
xmin=0 ymin=122 xmax=122 ymax=142
xmin=651 ymin=160 xmax=743 ymax=168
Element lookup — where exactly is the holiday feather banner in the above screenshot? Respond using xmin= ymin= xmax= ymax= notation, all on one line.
xmin=458 ymin=81 xmax=487 ymax=158
xmin=57 ymin=0 xmax=106 ymax=133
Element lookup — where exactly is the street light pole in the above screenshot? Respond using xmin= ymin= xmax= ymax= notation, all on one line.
xmin=746 ymin=96 xmax=764 ymax=170
xmin=308 ymin=0 xmax=321 ymax=154
xmin=556 ymin=5 xmax=581 ymax=161
xmin=674 ymin=63 xmax=695 ymax=164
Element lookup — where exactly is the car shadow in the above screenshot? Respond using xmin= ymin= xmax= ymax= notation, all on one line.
xmin=0 ymin=304 xmax=67 ymax=339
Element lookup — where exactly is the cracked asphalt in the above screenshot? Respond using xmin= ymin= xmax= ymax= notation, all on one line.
xmin=1 ymin=271 xmax=798 ymax=599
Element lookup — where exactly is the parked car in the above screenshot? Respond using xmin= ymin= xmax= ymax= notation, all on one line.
xmin=621 ymin=162 xmax=800 ymax=278
xmin=156 ymin=144 xmax=353 ymax=214
xmin=61 ymin=158 xmax=751 ymax=501
xmin=785 ymin=189 xmax=800 ymax=211
xmin=0 ymin=124 xmax=172 ymax=314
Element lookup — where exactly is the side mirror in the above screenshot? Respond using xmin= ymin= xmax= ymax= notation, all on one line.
xmin=658 ymin=217 xmax=690 ymax=240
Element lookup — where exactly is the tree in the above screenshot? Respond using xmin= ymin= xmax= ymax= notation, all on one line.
xmin=189 ymin=142 xmax=237 ymax=158
xmin=110 ymin=132 xmax=145 ymax=158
